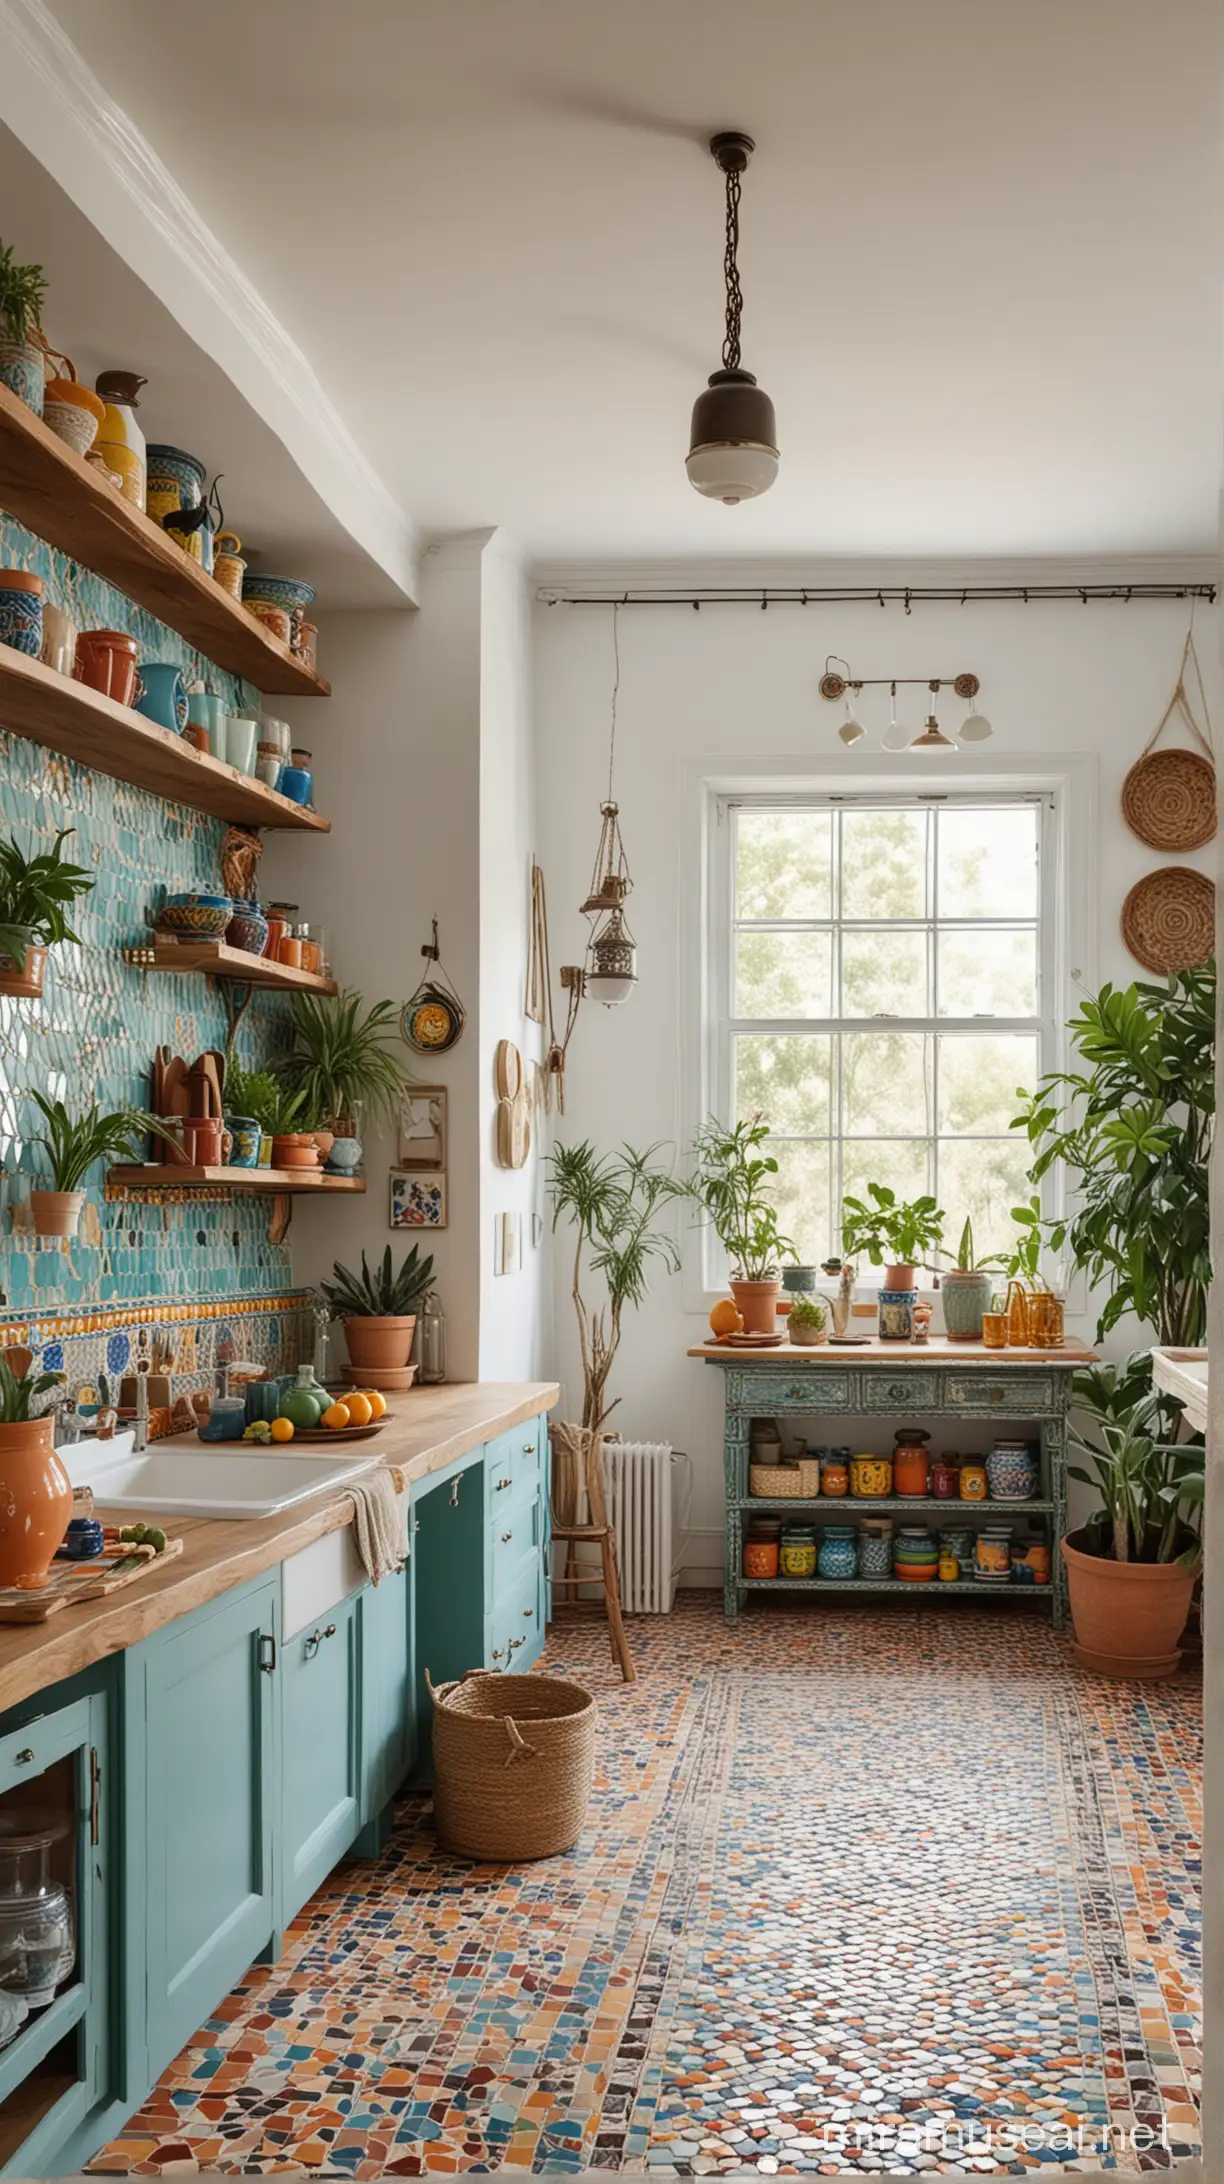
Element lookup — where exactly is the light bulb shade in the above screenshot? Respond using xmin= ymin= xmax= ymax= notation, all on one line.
xmin=958 ymin=711 xmax=994 ymax=742
xmin=909 ymin=716 xmax=956 ymax=752
xmin=586 ymin=970 xmax=637 ymax=1007
xmin=586 ymin=910 xmax=637 ymax=1005
xmin=687 ymin=369 xmax=779 ymax=503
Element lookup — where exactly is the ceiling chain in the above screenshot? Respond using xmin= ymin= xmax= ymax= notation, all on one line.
xmin=722 ymin=163 xmax=743 ymax=372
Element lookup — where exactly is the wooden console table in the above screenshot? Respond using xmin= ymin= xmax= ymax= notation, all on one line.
xmin=689 ymin=1337 xmax=1095 ymax=1625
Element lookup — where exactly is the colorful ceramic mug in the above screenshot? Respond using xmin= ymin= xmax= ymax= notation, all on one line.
xmin=134 ymin=661 xmax=188 ymax=735
xmin=225 ymin=715 xmax=258 ymax=775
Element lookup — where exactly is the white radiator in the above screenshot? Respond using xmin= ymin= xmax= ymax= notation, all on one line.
xmin=601 ymin=1440 xmax=691 ymax=1614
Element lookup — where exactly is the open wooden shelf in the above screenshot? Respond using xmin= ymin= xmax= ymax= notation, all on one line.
xmin=108 ymin=1164 xmax=366 ymax=1195
xmin=131 ymin=938 xmax=337 ymax=994
xmin=0 ymin=383 xmax=329 ymax=697
xmin=0 ymin=643 xmax=329 ymax=831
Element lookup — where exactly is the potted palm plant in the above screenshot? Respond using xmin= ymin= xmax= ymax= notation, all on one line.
xmin=686 ymin=1116 xmax=793 ymax=1335
xmin=321 ymin=1244 xmax=434 ymax=1374
xmin=0 ymin=829 xmax=95 ymax=998
xmin=1064 ymin=1355 xmax=1203 ymax=1677
xmin=0 ymin=240 xmax=48 ymax=414
xmin=0 ymin=1353 xmax=71 ymax=1591
xmin=550 ymin=1141 xmax=683 ymax=1434
xmin=27 ymin=1092 xmax=164 ymax=1237
xmin=840 ymin=1183 xmax=945 ymax=1292
xmin=278 ymin=991 xmax=413 ymax=1161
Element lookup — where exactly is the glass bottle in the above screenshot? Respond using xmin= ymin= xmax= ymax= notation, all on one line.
xmin=0 ymin=1814 xmax=75 ymax=2009
xmin=418 ymin=1290 xmax=446 ymax=1383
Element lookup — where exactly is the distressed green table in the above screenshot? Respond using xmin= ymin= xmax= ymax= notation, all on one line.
xmin=690 ymin=1337 xmax=1095 ymax=1626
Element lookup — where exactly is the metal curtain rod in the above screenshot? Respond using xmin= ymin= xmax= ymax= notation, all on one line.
xmin=539 ymin=583 xmax=1217 ymax=610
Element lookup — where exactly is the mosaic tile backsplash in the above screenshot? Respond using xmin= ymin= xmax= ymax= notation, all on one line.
xmin=0 ymin=509 xmax=294 ymax=1313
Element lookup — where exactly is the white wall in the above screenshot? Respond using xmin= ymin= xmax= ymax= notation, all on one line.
xmin=534 ymin=589 xmax=1220 ymax=1578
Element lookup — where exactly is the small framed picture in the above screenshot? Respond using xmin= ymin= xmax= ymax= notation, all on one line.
xmin=397 ymin=1087 xmax=447 ymax=1170
xmin=390 ymin=1170 xmax=447 ymax=1229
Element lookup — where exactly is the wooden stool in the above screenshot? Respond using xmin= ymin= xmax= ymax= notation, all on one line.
xmin=549 ymin=1422 xmax=636 ymax=1684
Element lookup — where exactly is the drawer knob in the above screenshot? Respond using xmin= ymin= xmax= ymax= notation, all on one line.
xmin=523 ymin=1441 xmax=536 ymax=1454
xmin=14 ymin=1750 xmax=33 ymax=1767
xmin=501 ymin=1530 xmax=513 ymax=1543
xmin=324 ymin=1622 xmax=337 ymax=1638
xmin=523 ymin=1606 xmax=534 ymax=1619
xmin=888 ymin=1383 xmax=908 ymax=1400
xmin=989 ymin=1388 xmax=1004 ymax=1402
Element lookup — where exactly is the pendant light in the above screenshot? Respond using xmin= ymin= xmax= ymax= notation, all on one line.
xmin=686 ymin=132 xmax=779 ymax=505
xmin=838 ymin=695 xmax=866 ymax=747
xmin=908 ymin=703 xmax=956 ymax=753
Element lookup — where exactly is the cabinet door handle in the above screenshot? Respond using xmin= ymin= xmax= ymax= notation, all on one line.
xmin=324 ymin=1623 xmax=337 ymax=1638
xmin=508 ymin=1636 xmax=525 ymax=1653
xmin=13 ymin=1750 xmax=33 ymax=1767
xmin=523 ymin=1441 xmax=536 ymax=1454
xmin=89 ymin=1747 xmax=101 ymax=1847
xmin=491 ymin=1646 xmax=506 ymax=1662
xmin=523 ymin=1606 xmax=534 ymax=1619
xmin=501 ymin=1530 xmax=513 ymax=1543
xmin=497 ymin=1476 xmax=512 ymax=1491
xmin=259 ymin=1633 xmax=277 ymax=1675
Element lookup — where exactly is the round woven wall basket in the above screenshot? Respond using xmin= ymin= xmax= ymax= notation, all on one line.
xmin=1121 ymin=747 xmax=1216 ymax=853
xmin=1121 ymin=866 xmax=1215 ymax=975
xmin=429 ymin=1669 xmax=596 ymax=1860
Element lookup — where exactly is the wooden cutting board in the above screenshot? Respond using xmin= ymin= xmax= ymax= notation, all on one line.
xmin=0 ymin=1538 xmax=184 ymax=1623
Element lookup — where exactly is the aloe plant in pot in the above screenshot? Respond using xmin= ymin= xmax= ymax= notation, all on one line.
xmin=0 ymin=828 xmax=95 ymax=999
xmin=320 ymin=1245 xmax=434 ymax=1376
xmin=686 ymin=1116 xmax=793 ymax=1334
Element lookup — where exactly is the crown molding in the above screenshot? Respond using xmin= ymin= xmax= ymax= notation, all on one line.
xmin=533 ymin=550 xmax=1221 ymax=596
xmin=0 ymin=0 xmax=420 ymax=602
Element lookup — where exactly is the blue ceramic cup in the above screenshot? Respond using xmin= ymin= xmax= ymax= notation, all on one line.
xmin=278 ymin=764 xmax=313 ymax=806
xmin=187 ymin=689 xmax=227 ymax=757
xmin=135 ymin=662 xmax=188 ymax=735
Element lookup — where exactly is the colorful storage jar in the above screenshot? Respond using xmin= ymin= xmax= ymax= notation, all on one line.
xmin=893 ymin=1427 xmax=931 ymax=1497
xmin=0 ymin=571 xmax=43 ymax=658
xmin=227 ymin=1117 xmax=261 ymax=1169
xmin=213 ymin=530 xmax=246 ymax=602
xmin=743 ymin=1518 xmax=782 ymax=1579
xmin=938 ymin=1525 xmax=975 ymax=1577
xmin=974 ymin=1525 xmax=1013 ymax=1582
xmin=780 ymin=1525 xmax=817 ymax=1578
xmin=987 ymin=1439 xmax=1038 ymax=1502
xmin=857 ymin=1518 xmax=893 ymax=1575
xmin=893 ymin=1525 xmax=938 ymax=1583
xmin=163 ymin=500 xmax=215 ymax=572
xmin=938 ymin=1550 xmax=960 ymax=1582
xmin=958 ymin=1458 xmax=988 ymax=1502
xmin=94 ymin=370 xmax=147 ymax=508
xmin=930 ymin=1451 xmax=961 ymax=1499
xmin=226 ymin=899 xmax=270 ymax=957
xmin=1010 ymin=1535 xmax=1051 ymax=1586
xmin=821 ymin=1451 xmax=849 ymax=1498
xmin=42 ymin=359 xmax=105 ymax=456
xmin=878 ymin=1288 xmax=917 ymax=1340
xmin=146 ymin=443 xmax=206 ymax=524
xmin=818 ymin=1526 xmax=858 ymax=1579
xmin=850 ymin=1452 xmax=892 ymax=1499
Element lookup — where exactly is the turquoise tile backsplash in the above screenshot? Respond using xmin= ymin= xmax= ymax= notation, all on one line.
xmin=0 ymin=511 xmax=295 ymax=1313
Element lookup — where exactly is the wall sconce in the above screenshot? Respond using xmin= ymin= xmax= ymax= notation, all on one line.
xmin=820 ymin=659 xmax=993 ymax=748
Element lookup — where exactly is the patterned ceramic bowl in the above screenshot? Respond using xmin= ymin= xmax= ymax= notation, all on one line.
xmin=242 ymin=574 xmax=316 ymax=612
xmin=43 ymin=399 xmax=99 ymax=456
xmin=160 ymin=892 xmax=232 ymax=938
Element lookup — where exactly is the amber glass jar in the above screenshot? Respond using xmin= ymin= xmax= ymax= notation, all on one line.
xmin=893 ymin=1428 xmax=931 ymax=1498
xmin=1028 ymin=1291 xmax=1065 ymax=1348
xmin=959 ymin=1459 xmax=988 ymax=1502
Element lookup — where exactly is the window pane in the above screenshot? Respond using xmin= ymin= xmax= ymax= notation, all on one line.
xmin=736 ymin=811 xmax=832 ymax=919
xmin=841 ymin=1139 xmax=932 ymax=1233
xmin=842 ymin=929 xmax=930 ymax=1017
xmin=937 ymin=1136 xmax=1034 ymax=1262
xmin=938 ymin=807 xmax=1038 ymax=918
xmin=735 ymin=1036 xmax=832 ymax=1136
xmin=842 ymin=1032 xmax=932 ymax=1136
xmin=736 ymin=930 xmax=832 ymax=1018
xmin=769 ymin=1139 xmax=833 ymax=1263
xmin=938 ymin=928 xmax=1037 ymax=1017
xmin=937 ymin=1034 xmax=1038 ymax=1137
xmin=841 ymin=809 xmax=928 ymax=921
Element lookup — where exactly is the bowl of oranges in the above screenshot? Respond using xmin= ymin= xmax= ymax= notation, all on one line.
xmin=242 ymin=1383 xmax=389 ymax=1446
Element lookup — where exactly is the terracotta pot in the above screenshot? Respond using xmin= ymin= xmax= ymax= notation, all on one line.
xmin=30 ymin=1189 xmax=85 ymax=1238
xmin=882 ymin=1263 xmax=918 ymax=1293
xmin=271 ymin=1132 xmax=320 ymax=1170
xmin=1061 ymin=1527 xmax=1199 ymax=1678
xmin=344 ymin=1315 xmax=417 ymax=1372
xmin=730 ymin=1277 xmax=781 ymax=1336
xmin=313 ymin=1127 xmax=335 ymax=1162
xmin=0 ymin=1417 xmax=72 ymax=1590
xmin=0 ymin=938 xmax=46 ymax=998
xmin=75 ymin=628 xmax=139 ymax=706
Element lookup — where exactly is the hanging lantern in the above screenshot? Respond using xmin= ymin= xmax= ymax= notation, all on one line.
xmin=580 ymin=802 xmax=637 ymax=1006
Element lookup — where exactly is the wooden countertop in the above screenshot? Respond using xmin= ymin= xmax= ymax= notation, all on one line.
xmin=0 ymin=1380 xmax=559 ymax=1717
xmin=688 ymin=1336 xmax=1095 ymax=1365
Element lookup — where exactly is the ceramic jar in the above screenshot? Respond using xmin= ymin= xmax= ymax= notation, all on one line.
xmin=987 ymin=1439 xmax=1038 ymax=1501
xmin=850 ymin=1452 xmax=892 ymax=1499
xmin=818 ymin=1526 xmax=858 ymax=1579
xmin=0 ymin=571 xmax=43 ymax=657
xmin=213 ymin=530 xmax=246 ymax=601
xmin=1010 ymin=1536 xmax=1051 ymax=1585
xmin=246 ymin=599 xmax=292 ymax=645
xmin=226 ymin=899 xmax=269 ymax=956
xmin=327 ymin=1135 xmax=362 ymax=1175
xmin=893 ymin=1525 xmax=938 ymax=1583
xmin=940 ymin=1267 xmax=992 ymax=1340
xmin=857 ymin=1517 xmax=893 ymax=1575
xmin=0 ymin=336 xmax=45 ymax=416
xmin=893 ymin=1428 xmax=931 ymax=1497
xmin=0 ymin=1417 xmax=72 ymax=1590
xmin=930 ymin=1452 xmax=961 ymax=1499
xmin=974 ymin=1525 xmax=1013 ymax=1583
xmin=40 ymin=602 xmax=77 ymax=678
xmin=145 ymin=443 xmax=206 ymax=525
xmin=939 ymin=1549 xmax=960 ymax=1582
xmin=878 ymin=1288 xmax=917 ymax=1340
xmin=821 ymin=1451 xmax=849 ymax=1498
xmin=780 ymin=1525 xmax=817 ymax=1578
xmin=42 ymin=361 xmax=105 ymax=455
xmin=94 ymin=371 xmax=147 ymax=508
xmin=75 ymin=628 xmax=140 ymax=705
xmin=227 ymin=1117 xmax=261 ymax=1168
xmin=743 ymin=1518 xmax=782 ymax=1579
xmin=958 ymin=1459 xmax=988 ymax=1502
xmin=163 ymin=501 xmax=215 ymax=572
xmin=938 ymin=1525 xmax=975 ymax=1577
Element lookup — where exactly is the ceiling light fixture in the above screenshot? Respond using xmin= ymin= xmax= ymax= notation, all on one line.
xmin=686 ymin=132 xmax=779 ymax=505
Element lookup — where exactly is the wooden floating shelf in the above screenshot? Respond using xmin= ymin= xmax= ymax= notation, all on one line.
xmin=132 ymin=939 xmax=337 ymax=994
xmin=107 ymin=1165 xmax=365 ymax=1196
xmin=0 ymin=383 xmax=328 ymax=697
xmin=0 ymin=644 xmax=329 ymax=831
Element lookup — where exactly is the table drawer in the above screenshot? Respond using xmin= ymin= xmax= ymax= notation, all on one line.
xmin=491 ymin=1498 xmax=543 ymax=1604
xmin=860 ymin=1367 xmax=943 ymax=1411
xmin=944 ymin=1371 xmax=1055 ymax=1412
xmin=736 ymin=1369 xmax=856 ymax=1413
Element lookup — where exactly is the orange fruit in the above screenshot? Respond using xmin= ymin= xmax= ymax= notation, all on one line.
xmin=344 ymin=1392 xmax=373 ymax=1427
xmin=361 ymin=1390 xmax=387 ymax=1419
xmin=322 ymin=1401 xmax=352 ymax=1431
xmin=269 ymin=1416 xmax=295 ymax=1443
xmin=709 ymin=1298 xmax=742 ymax=1338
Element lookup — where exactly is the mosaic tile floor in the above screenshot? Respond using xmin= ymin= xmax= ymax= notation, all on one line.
xmin=91 ymin=1595 xmax=1201 ymax=2176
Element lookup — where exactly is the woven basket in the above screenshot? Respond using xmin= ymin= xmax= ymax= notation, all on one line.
xmin=1121 ymin=748 xmax=1216 ymax=852
xmin=749 ymin=1460 xmax=821 ymax=1498
xmin=1121 ymin=866 xmax=1215 ymax=974
xmin=429 ymin=1669 xmax=595 ymax=1861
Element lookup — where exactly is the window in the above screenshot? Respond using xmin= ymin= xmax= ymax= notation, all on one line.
xmin=712 ymin=795 xmax=1053 ymax=1267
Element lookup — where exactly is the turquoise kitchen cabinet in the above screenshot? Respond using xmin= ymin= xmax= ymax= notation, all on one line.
xmin=278 ymin=1590 xmax=361 ymax=1929
xmin=359 ymin=1563 xmax=413 ymax=1827
xmin=139 ymin=1576 xmax=277 ymax=2083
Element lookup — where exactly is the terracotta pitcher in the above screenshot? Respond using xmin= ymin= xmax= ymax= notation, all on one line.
xmin=0 ymin=1417 xmax=72 ymax=1590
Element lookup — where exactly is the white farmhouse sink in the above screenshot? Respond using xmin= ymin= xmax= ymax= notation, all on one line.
xmin=61 ymin=1430 xmax=381 ymax=1520
xmin=1150 ymin=1347 xmax=1209 ymax=1435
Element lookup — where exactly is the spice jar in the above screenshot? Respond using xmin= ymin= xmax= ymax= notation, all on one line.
xmin=930 ymin=1451 xmax=961 ymax=1499
xmin=938 ymin=1550 xmax=960 ymax=1583
xmin=959 ymin=1458 xmax=988 ymax=1502
xmin=857 ymin=1517 xmax=893 ymax=1575
xmin=893 ymin=1428 xmax=931 ymax=1498
xmin=263 ymin=902 xmax=297 ymax=959
xmin=850 ymin=1452 xmax=892 ymax=1499
xmin=821 ymin=1450 xmax=849 ymax=1498
xmin=278 ymin=924 xmax=305 ymax=969
xmin=743 ymin=1517 xmax=782 ymax=1579
xmin=780 ymin=1524 xmax=817 ymax=1578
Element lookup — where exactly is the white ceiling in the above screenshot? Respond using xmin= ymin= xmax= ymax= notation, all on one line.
xmin=44 ymin=0 xmax=1224 ymax=563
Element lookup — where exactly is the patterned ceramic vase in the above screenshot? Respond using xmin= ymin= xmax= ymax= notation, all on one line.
xmin=818 ymin=1526 xmax=858 ymax=1579
xmin=974 ymin=1525 xmax=1013 ymax=1582
xmin=987 ymin=1440 xmax=1038 ymax=1501
xmin=779 ymin=1526 xmax=817 ymax=1578
xmin=0 ymin=338 xmax=45 ymax=415
xmin=878 ymin=1288 xmax=917 ymax=1340
xmin=857 ymin=1518 xmax=893 ymax=1575
xmin=226 ymin=899 xmax=270 ymax=956
xmin=145 ymin=444 xmax=206 ymax=524
xmin=227 ymin=1118 xmax=261 ymax=1169
xmin=0 ymin=572 xmax=43 ymax=656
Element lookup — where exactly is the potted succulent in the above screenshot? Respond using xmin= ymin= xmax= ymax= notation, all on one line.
xmin=0 ymin=1352 xmax=71 ymax=1591
xmin=220 ymin=1063 xmax=281 ymax=1168
xmin=321 ymin=1244 xmax=434 ymax=1374
xmin=686 ymin=1116 xmax=794 ymax=1336
xmin=0 ymin=828 xmax=95 ymax=999
xmin=278 ymin=990 xmax=413 ymax=1164
xmin=27 ymin=1092 xmax=163 ymax=1237
xmin=1063 ymin=1355 xmax=1203 ymax=1677
xmin=938 ymin=1217 xmax=1004 ymax=1340
xmin=264 ymin=1085 xmax=321 ymax=1171
xmin=0 ymin=240 xmax=48 ymax=414
xmin=840 ymin=1183 xmax=944 ymax=1292
xmin=787 ymin=1294 xmax=828 ymax=1347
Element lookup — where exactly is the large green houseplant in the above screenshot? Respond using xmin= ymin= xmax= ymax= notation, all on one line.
xmin=279 ymin=989 xmax=413 ymax=1136
xmin=0 ymin=829 xmax=95 ymax=998
xmin=686 ymin=1116 xmax=793 ymax=1333
xmin=551 ymin=1141 xmax=682 ymax=1433
xmin=840 ymin=1182 xmax=944 ymax=1292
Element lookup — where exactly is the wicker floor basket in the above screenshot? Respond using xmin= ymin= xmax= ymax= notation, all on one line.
xmin=429 ymin=1669 xmax=596 ymax=1861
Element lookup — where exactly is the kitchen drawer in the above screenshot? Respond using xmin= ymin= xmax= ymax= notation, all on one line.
xmin=736 ymin=1369 xmax=856 ymax=1413
xmin=0 ymin=1695 xmax=94 ymax=1794
xmin=859 ymin=1367 xmax=944 ymax=1411
xmin=491 ymin=1495 xmax=543 ymax=1604
xmin=943 ymin=1371 xmax=1055 ymax=1412
xmin=488 ymin=1555 xmax=544 ymax=1672
xmin=485 ymin=1416 xmax=545 ymax=1512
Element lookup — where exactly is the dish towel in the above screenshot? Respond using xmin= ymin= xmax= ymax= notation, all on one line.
xmin=345 ymin=1465 xmax=408 ymax=1584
